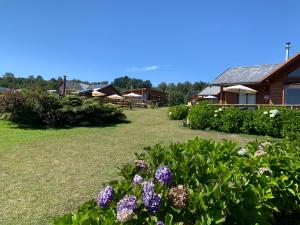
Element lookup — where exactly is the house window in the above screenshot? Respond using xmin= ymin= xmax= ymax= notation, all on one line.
xmin=288 ymin=67 xmax=300 ymax=77
xmin=238 ymin=94 xmax=256 ymax=104
xmin=285 ymin=84 xmax=300 ymax=104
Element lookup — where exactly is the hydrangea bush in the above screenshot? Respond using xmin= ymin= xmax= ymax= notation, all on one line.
xmin=168 ymin=105 xmax=189 ymax=120
xmin=186 ymin=104 xmax=300 ymax=139
xmin=53 ymin=138 xmax=300 ymax=225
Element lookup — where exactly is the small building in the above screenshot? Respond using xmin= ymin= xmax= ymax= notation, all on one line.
xmin=124 ymin=88 xmax=168 ymax=105
xmin=58 ymin=81 xmax=90 ymax=95
xmin=211 ymin=51 xmax=300 ymax=105
xmin=58 ymin=81 xmax=120 ymax=96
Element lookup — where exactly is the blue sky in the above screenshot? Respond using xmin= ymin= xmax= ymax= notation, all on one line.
xmin=0 ymin=0 xmax=299 ymax=86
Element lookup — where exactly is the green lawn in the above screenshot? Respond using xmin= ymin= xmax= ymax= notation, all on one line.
xmin=0 ymin=108 xmax=263 ymax=225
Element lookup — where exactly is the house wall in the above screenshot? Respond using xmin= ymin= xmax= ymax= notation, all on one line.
xmin=268 ymin=60 xmax=300 ymax=104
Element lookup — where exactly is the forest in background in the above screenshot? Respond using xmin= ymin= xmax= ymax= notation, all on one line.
xmin=0 ymin=73 xmax=207 ymax=105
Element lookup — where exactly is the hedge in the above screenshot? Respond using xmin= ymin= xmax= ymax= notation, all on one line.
xmin=186 ymin=104 xmax=300 ymax=139
xmin=53 ymin=138 xmax=300 ymax=224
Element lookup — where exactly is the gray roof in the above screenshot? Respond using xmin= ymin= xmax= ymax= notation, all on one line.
xmin=88 ymin=84 xmax=109 ymax=90
xmin=65 ymin=81 xmax=90 ymax=91
xmin=199 ymin=86 xmax=220 ymax=96
xmin=212 ymin=64 xmax=281 ymax=85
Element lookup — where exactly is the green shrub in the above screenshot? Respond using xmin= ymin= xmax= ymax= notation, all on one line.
xmin=211 ymin=107 xmax=224 ymax=130
xmin=168 ymin=105 xmax=189 ymax=120
xmin=240 ymin=110 xmax=256 ymax=134
xmin=0 ymin=91 xmax=126 ymax=127
xmin=53 ymin=138 xmax=300 ymax=224
xmin=280 ymin=109 xmax=300 ymax=139
xmin=187 ymin=102 xmax=217 ymax=129
xmin=252 ymin=108 xmax=283 ymax=138
xmin=219 ymin=107 xmax=244 ymax=133
xmin=185 ymin=104 xmax=300 ymax=139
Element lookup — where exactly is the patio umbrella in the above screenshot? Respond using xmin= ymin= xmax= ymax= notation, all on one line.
xmin=203 ymin=95 xmax=217 ymax=99
xmin=123 ymin=92 xmax=142 ymax=98
xmin=107 ymin=94 xmax=124 ymax=100
xmin=223 ymin=85 xmax=257 ymax=94
xmin=92 ymin=91 xmax=106 ymax=97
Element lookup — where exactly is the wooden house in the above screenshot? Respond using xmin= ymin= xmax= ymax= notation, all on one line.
xmin=211 ymin=51 xmax=300 ymax=105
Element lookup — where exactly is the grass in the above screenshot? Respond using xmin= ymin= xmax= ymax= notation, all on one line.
xmin=0 ymin=108 xmax=265 ymax=225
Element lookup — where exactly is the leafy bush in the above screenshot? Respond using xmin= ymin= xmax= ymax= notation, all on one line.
xmin=240 ymin=110 xmax=256 ymax=134
xmin=280 ymin=109 xmax=300 ymax=139
xmin=187 ymin=102 xmax=217 ymax=129
xmin=219 ymin=107 xmax=244 ymax=133
xmin=252 ymin=108 xmax=283 ymax=137
xmin=184 ymin=104 xmax=300 ymax=139
xmin=168 ymin=105 xmax=189 ymax=120
xmin=53 ymin=138 xmax=300 ymax=224
xmin=0 ymin=90 xmax=126 ymax=127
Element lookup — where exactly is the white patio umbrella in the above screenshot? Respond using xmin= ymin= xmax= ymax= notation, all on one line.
xmin=223 ymin=85 xmax=257 ymax=94
xmin=123 ymin=92 xmax=142 ymax=98
xmin=203 ymin=95 xmax=217 ymax=99
xmin=92 ymin=91 xmax=106 ymax=97
xmin=107 ymin=94 xmax=124 ymax=100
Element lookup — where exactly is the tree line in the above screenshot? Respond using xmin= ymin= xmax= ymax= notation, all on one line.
xmin=0 ymin=73 xmax=207 ymax=105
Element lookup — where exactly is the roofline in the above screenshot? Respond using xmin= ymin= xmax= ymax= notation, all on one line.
xmin=210 ymin=82 xmax=259 ymax=86
xmin=259 ymin=51 xmax=300 ymax=82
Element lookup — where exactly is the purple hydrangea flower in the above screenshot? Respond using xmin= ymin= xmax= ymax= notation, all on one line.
xmin=142 ymin=190 xmax=161 ymax=212
xmin=142 ymin=181 xmax=161 ymax=212
xmin=157 ymin=221 xmax=165 ymax=225
xmin=97 ymin=186 xmax=114 ymax=208
xmin=117 ymin=208 xmax=134 ymax=223
xmin=155 ymin=166 xmax=173 ymax=185
xmin=142 ymin=181 xmax=154 ymax=193
xmin=133 ymin=174 xmax=143 ymax=185
xmin=117 ymin=195 xmax=138 ymax=211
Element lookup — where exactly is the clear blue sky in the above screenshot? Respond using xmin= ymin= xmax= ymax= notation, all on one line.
xmin=0 ymin=0 xmax=299 ymax=86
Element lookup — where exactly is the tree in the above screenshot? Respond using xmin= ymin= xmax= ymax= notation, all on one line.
xmin=112 ymin=76 xmax=153 ymax=91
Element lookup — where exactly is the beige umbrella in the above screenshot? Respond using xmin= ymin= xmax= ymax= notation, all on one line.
xmin=203 ymin=95 xmax=217 ymax=99
xmin=107 ymin=94 xmax=124 ymax=100
xmin=224 ymin=85 xmax=257 ymax=94
xmin=92 ymin=91 xmax=106 ymax=97
xmin=123 ymin=92 xmax=142 ymax=98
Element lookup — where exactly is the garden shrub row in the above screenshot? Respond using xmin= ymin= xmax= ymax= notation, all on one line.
xmin=186 ymin=103 xmax=300 ymax=139
xmin=168 ymin=105 xmax=189 ymax=120
xmin=53 ymin=138 xmax=300 ymax=224
xmin=0 ymin=90 xmax=126 ymax=127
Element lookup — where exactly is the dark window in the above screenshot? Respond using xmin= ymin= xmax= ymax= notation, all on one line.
xmin=285 ymin=84 xmax=300 ymax=104
xmin=288 ymin=67 xmax=300 ymax=77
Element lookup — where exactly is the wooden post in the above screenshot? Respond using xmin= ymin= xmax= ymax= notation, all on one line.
xmin=220 ymin=86 xmax=223 ymax=105
xmin=63 ymin=75 xmax=67 ymax=97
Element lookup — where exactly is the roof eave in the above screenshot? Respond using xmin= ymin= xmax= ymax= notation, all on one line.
xmin=210 ymin=82 xmax=259 ymax=86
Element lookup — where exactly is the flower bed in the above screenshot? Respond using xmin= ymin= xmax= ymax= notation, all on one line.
xmin=185 ymin=103 xmax=300 ymax=139
xmin=53 ymin=138 xmax=300 ymax=224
